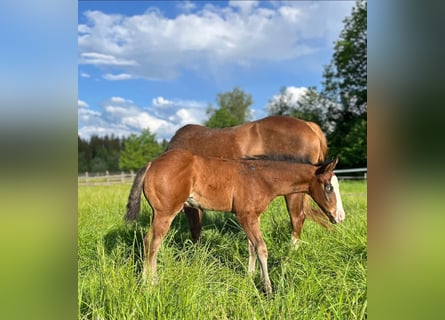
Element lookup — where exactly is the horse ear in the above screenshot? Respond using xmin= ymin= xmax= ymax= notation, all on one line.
xmin=315 ymin=157 xmax=339 ymax=175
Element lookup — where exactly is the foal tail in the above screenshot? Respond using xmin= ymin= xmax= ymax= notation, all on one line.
xmin=124 ymin=163 xmax=150 ymax=222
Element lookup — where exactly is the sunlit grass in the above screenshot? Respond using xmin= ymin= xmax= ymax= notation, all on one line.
xmin=78 ymin=181 xmax=367 ymax=319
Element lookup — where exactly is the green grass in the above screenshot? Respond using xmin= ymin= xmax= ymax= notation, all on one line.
xmin=78 ymin=180 xmax=367 ymax=319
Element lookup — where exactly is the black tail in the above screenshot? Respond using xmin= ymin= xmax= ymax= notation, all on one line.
xmin=124 ymin=164 xmax=149 ymax=222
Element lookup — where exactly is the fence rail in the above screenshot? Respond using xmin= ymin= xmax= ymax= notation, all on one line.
xmin=78 ymin=171 xmax=136 ymax=186
xmin=334 ymin=168 xmax=367 ymax=180
xmin=78 ymin=168 xmax=367 ymax=186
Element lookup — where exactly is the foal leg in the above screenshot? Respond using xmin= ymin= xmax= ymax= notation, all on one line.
xmin=143 ymin=211 xmax=174 ymax=283
xmin=285 ymin=194 xmax=306 ymax=250
xmin=184 ymin=206 xmax=203 ymax=242
xmin=248 ymin=239 xmax=256 ymax=275
xmin=239 ymin=214 xmax=272 ymax=295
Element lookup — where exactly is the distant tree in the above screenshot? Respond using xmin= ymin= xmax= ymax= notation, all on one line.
xmin=266 ymin=86 xmax=334 ymax=133
xmin=159 ymin=139 xmax=169 ymax=151
xmin=78 ymin=136 xmax=91 ymax=172
xmin=78 ymin=134 xmax=125 ymax=173
xmin=266 ymin=86 xmax=293 ymax=116
xmin=119 ymin=129 xmax=163 ymax=171
xmin=205 ymin=87 xmax=253 ymax=128
xmin=291 ymin=87 xmax=327 ymax=128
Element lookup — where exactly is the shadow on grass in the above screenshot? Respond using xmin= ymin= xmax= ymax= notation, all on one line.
xmin=102 ymin=206 xmax=295 ymax=293
xmin=103 ymin=207 xmax=246 ymax=258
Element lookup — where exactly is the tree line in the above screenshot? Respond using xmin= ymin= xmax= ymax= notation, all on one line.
xmin=78 ymin=132 xmax=168 ymax=173
xmin=78 ymin=0 xmax=366 ymax=173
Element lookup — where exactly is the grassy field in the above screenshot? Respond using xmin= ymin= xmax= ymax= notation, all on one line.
xmin=78 ymin=181 xmax=367 ymax=319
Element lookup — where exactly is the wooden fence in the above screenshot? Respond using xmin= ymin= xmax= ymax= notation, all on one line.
xmin=78 ymin=168 xmax=367 ymax=186
xmin=78 ymin=171 xmax=136 ymax=186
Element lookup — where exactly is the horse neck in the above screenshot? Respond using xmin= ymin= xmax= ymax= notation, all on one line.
xmin=254 ymin=161 xmax=314 ymax=196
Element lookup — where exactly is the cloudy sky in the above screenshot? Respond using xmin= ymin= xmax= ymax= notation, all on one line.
xmin=78 ymin=0 xmax=354 ymax=141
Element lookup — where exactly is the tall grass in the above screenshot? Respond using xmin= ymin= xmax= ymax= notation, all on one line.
xmin=78 ymin=181 xmax=367 ymax=319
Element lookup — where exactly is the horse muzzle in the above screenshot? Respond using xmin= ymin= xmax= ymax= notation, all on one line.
xmin=327 ymin=213 xmax=337 ymax=224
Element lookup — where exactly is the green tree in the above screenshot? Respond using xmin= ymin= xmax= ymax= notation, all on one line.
xmin=205 ymin=87 xmax=253 ymax=128
xmin=266 ymin=86 xmax=333 ymax=133
xmin=322 ymin=0 xmax=367 ymax=167
xmin=266 ymin=86 xmax=293 ymax=116
xmin=291 ymin=87 xmax=326 ymax=128
xmin=78 ymin=136 xmax=91 ymax=173
xmin=119 ymin=129 xmax=163 ymax=171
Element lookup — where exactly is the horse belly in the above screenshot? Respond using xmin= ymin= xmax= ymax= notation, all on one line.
xmin=186 ymin=191 xmax=233 ymax=212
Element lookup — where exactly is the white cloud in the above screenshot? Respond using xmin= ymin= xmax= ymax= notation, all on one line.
xmin=177 ymin=1 xmax=197 ymax=13
xmin=78 ymin=99 xmax=88 ymax=108
xmin=78 ymin=95 xmax=207 ymax=141
xmin=80 ymin=52 xmax=138 ymax=66
xmin=229 ymin=0 xmax=258 ymax=15
xmin=152 ymin=96 xmax=174 ymax=107
xmin=268 ymin=86 xmax=309 ymax=106
xmin=80 ymin=72 xmax=90 ymax=78
xmin=110 ymin=96 xmax=131 ymax=104
xmin=103 ymin=73 xmax=134 ymax=80
xmin=78 ymin=3 xmax=353 ymax=80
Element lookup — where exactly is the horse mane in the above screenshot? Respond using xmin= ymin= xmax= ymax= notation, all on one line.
xmin=243 ymin=154 xmax=329 ymax=166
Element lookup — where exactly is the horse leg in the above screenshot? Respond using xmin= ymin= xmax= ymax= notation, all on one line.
xmin=248 ymin=239 xmax=256 ymax=275
xmin=184 ymin=206 xmax=203 ymax=242
xmin=238 ymin=214 xmax=272 ymax=295
xmin=285 ymin=194 xmax=306 ymax=250
xmin=143 ymin=211 xmax=174 ymax=284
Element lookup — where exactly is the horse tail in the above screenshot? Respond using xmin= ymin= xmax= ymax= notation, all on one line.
xmin=302 ymin=196 xmax=332 ymax=229
xmin=303 ymin=121 xmax=332 ymax=228
xmin=305 ymin=121 xmax=328 ymax=162
xmin=124 ymin=163 xmax=150 ymax=222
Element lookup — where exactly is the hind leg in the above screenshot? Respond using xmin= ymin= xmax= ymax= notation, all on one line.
xmin=184 ymin=206 xmax=203 ymax=242
xmin=143 ymin=210 xmax=175 ymax=283
xmin=285 ymin=194 xmax=306 ymax=250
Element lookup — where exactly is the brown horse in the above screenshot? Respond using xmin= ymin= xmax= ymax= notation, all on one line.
xmin=138 ymin=149 xmax=340 ymax=294
xmin=125 ymin=116 xmax=345 ymax=248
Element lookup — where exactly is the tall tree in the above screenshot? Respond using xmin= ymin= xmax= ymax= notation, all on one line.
xmin=205 ymin=87 xmax=253 ymax=128
xmin=266 ymin=86 xmax=293 ymax=116
xmin=266 ymin=86 xmax=334 ymax=133
xmin=322 ymin=0 xmax=367 ymax=167
xmin=119 ymin=129 xmax=163 ymax=171
xmin=78 ymin=134 xmax=125 ymax=173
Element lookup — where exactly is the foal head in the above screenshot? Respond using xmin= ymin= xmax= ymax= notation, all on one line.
xmin=310 ymin=158 xmax=340 ymax=224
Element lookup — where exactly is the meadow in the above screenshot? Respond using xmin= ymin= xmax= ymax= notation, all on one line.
xmin=78 ymin=180 xmax=367 ymax=319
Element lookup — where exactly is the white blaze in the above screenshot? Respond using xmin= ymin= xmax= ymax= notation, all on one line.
xmin=331 ymin=175 xmax=345 ymax=222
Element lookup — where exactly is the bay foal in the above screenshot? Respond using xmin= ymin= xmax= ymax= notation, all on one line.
xmin=140 ymin=149 xmax=340 ymax=294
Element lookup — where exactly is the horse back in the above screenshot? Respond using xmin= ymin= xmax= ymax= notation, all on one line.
xmin=255 ymin=116 xmax=326 ymax=162
xmin=167 ymin=123 xmax=260 ymax=158
xmin=166 ymin=116 xmax=327 ymax=163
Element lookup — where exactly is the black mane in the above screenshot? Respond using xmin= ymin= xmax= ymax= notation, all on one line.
xmin=242 ymin=154 xmax=334 ymax=166
xmin=242 ymin=154 xmax=314 ymax=165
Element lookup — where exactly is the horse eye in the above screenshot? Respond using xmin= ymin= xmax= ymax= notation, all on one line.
xmin=325 ymin=184 xmax=333 ymax=193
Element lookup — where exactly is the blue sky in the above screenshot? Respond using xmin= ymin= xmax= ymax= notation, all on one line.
xmin=78 ymin=0 xmax=355 ymax=141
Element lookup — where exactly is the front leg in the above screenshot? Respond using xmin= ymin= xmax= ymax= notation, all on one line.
xmin=184 ymin=206 xmax=203 ymax=242
xmin=238 ymin=214 xmax=272 ymax=295
xmin=285 ymin=194 xmax=306 ymax=250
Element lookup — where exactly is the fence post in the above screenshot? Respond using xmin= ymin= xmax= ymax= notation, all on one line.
xmin=85 ymin=172 xmax=89 ymax=184
xmin=131 ymin=170 xmax=134 ymax=181
xmin=106 ymin=170 xmax=109 ymax=184
xmin=121 ymin=171 xmax=125 ymax=183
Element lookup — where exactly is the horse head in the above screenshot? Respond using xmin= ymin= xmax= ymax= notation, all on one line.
xmin=310 ymin=158 xmax=341 ymax=224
